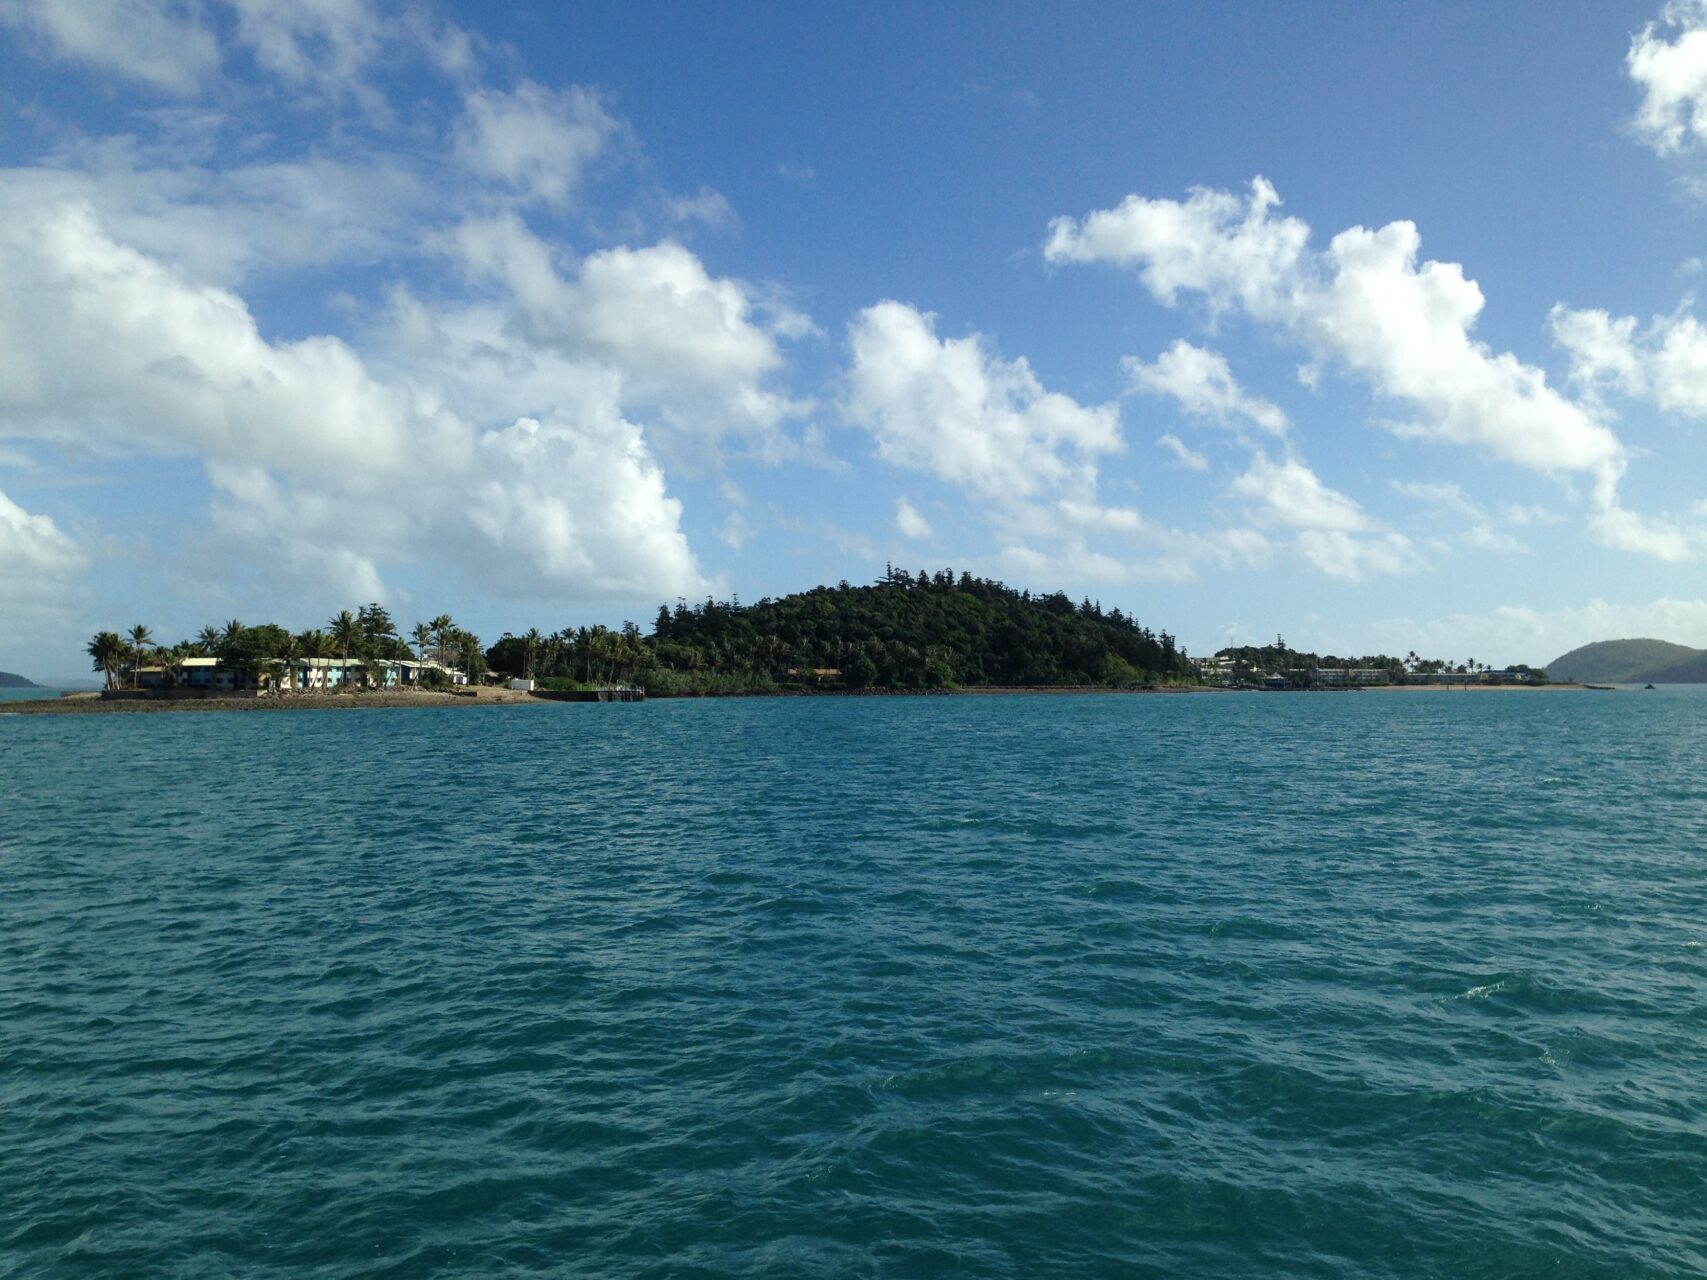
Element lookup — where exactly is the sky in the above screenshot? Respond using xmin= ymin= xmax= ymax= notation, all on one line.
xmin=6 ymin=1 xmax=1707 ymax=681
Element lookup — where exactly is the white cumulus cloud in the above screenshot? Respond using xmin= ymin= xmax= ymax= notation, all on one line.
xmin=845 ymin=301 xmax=1122 ymax=506
xmin=1045 ymin=177 xmax=1673 ymax=557
xmin=847 ymin=301 xmax=1298 ymax=584
xmin=1230 ymin=454 xmax=1370 ymax=532
xmin=226 ymin=0 xmax=395 ymax=110
xmin=452 ymin=215 xmax=807 ymax=448
xmin=1124 ymin=340 xmax=1287 ymax=434
xmin=0 ymin=486 xmax=85 ymax=586
xmin=0 ymin=0 xmax=219 ymax=95
xmin=1230 ymin=454 xmax=1420 ymax=581
xmin=1552 ymin=302 xmax=1707 ymax=416
xmin=0 ymin=196 xmax=463 ymax=475
xmin=896 ymin=498 xmax=934 ymax=540
xmin=1047 ymin=179 xmax=1621 ymax=475
xmin=1157 ymin=433 xmax=1209 ymax=470
xmin=0 ymin=192 xmax=707 ymax=606
xmin=1629 ymin=1 xmax=1707 ymax=155
xmin=1045 ymin=176 xmax=1308 ymax=315
xmin=454 ymin=81 xmax=623 ymax=207
xmin=0 ymin=486 xmax=88 ymax=651
xmin=1585 ymin=475 xmax=1696 ymax=561
xmin=668 ymin=185 xmax=739 ymax=231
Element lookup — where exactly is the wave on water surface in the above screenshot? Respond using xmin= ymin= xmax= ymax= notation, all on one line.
xmin=4 ymin=690 xmax=1707 ymax=1277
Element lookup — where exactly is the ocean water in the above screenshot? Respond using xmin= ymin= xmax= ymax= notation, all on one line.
xmin=0 ymin=687 xmax=66 ymax=701
xmin=4 ymin=690 xmax=1706 ymax=1278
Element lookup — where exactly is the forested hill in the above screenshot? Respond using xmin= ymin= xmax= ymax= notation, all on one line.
xmin=649 ymin=568 xmax=1193 ymax=691
xmin=0 ymin=670 xmax=40 ymax=688
xmin=489 ymin=568 xmax=1196 ymax=694
xmin=1546 ymin=638 xmax=1707 ymax=683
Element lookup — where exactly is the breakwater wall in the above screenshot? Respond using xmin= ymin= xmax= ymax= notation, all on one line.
xmin=528 ymin=688 xmax=646 ymax=703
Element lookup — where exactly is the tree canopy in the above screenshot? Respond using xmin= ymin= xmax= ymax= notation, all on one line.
xmin=486 ymin=567 xmax=1194 ymax=693
xmin=1210 ymin=642 xmax=1544 ymax=687
xmin=84 ymin=610 xmax=484 ymax=689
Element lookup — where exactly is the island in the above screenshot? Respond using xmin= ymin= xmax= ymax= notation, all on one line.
xmin=1545 ymin=638 xmax=1707 ymax=684
xmin=1194 ymin=640 xmax=1550 ymax=690
xmin=57 ymin=569 xmax=1195 ymax=708
xmin=2 ymin=568 xmax=1576 ymax=714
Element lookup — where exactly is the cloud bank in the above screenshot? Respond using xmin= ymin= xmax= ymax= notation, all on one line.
xmin=1047 ymin=176 xmax=1691 ymax=560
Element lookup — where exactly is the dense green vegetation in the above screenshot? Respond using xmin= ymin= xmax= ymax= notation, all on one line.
xmin=84 ymin=576 xmax=1571 ymax=698
xmin=1546 ymin=638 xmax=1707 ymax=684
xmin=86 ymin=571 xmax=1194 ymax=696
xmin=86 ymin=605 xmax=487 ymax=690
xmin=1209 ymin=639 xmax=1545 ymax=687
xmin=487 ymin=567 xmax=1195 ymax=693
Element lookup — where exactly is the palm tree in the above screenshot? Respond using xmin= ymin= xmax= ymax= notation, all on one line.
xmin=412 ymin=622 xmax=433 ymax=666
xmin=276 ymin=633 xmax=303 ymax=694
xmin=295 ymin=630 xmax=329 ymax=690
xmin=454 ymin=629 xmax=483 ymax=683
xmin=86 ymin=631 xmax=124 ymax=690
xmin=195 ymin=625 xmax=222 ymax=656
xmin=127 ymin=624 xmax=153 ymax=688
xmin=328 ymin=610 xmax=360 ymax=691
xmin=523 ymin=627 xmax=543 ymax=678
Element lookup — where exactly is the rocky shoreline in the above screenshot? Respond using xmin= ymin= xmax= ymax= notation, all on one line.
xmin=1 ymin=681 xmax=1591 ymax=715
xmin=0 ymin=689 xmax=545 ymax=715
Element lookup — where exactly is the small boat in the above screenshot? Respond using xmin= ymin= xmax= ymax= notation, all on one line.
xmin=1645 ymin=683 xmax=1656 ymax=690
xmin=1585 ymin=683 xmax=1615 ymax=691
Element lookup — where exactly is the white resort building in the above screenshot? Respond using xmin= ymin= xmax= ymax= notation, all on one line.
xmin=133 ymin=657 xmax=464 ymax=694
xmin=291 ymin=658 xmax=466 ymax=690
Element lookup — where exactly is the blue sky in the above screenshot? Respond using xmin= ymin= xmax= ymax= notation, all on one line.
xmin=5 ymin=0 xmax=1707 ymax=681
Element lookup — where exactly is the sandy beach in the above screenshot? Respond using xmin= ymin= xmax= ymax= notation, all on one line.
xmin=1360 ymin=683 xmax=1589 ymax=693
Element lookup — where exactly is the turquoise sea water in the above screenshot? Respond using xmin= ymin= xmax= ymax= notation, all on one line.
xmin=4 ymin=690 xmax=1706 ymax=1278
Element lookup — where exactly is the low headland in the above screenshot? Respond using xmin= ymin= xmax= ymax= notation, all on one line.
xmin=7 ymin=567 xmax=1579 ymax=715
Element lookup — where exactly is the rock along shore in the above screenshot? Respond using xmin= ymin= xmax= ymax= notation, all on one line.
xmin=0 ymin=689 xmax=546 ymax=715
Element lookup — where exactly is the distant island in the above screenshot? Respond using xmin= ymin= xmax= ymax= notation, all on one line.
xmin=50 ymin=568 xmax=1562 ymax=708
xmin=75 ymin=569 xmax=1197 ymax=700
xmin=1546 ymin=638 xmax=1707 ymax=684
xmin=1194 ymin=641 xmax=1545 ymax=690
xmin=0 ymin=671 xmax=41 ymax=688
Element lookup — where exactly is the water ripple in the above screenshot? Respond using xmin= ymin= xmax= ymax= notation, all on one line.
xmin=5 ymin=690 xmax=1707 ymax=1276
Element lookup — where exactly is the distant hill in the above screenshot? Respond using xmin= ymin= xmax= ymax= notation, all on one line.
xmin=0 ymin=670 xmax=41 ymax=688
xmin=1546 ymin=638 xmax=1707 ymax=683
xmin=486 ymin=567 xmax=1195 ymax=694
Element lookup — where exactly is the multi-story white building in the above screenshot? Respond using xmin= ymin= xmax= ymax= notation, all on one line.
xmin=133 ymin=656 xmax=467 ymax=693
